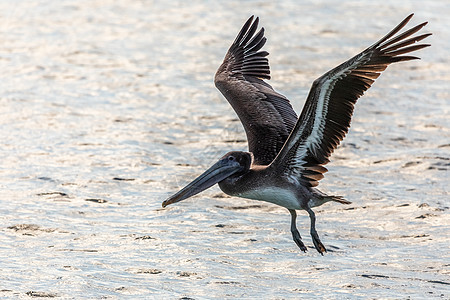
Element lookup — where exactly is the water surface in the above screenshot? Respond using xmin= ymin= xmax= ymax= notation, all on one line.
xmin=0 ymin=0 xmax=449 ymax=298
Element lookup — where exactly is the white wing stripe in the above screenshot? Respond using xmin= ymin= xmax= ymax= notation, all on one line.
xmin=301 ymin=72 xmax=339 ymax=157
xmin=291 ymin=54 xmax=368 ymax=170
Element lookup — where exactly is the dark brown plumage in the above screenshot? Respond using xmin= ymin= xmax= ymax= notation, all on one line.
xmin=272 ymin=14 xmax=431 ymax=187
xmin=163 ymin=14 xmax=431 ymax=254
xmin=214 ymin=16 xmax=297 ymax=165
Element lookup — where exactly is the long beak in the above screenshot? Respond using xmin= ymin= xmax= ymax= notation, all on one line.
xmin=162 ymin=158 xmax=242 ymax=208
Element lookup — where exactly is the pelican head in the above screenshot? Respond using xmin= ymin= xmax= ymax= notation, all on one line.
xmin=162 ymin=151 xmax=252 ymax=208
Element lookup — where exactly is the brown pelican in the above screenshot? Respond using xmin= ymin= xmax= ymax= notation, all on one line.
xmin=162 ymin=14 xmax=431 ymax=254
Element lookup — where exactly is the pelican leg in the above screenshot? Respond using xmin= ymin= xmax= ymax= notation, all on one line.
xmin=305 ymin=207 xmax=327 ymax=255
xmin=288 ymin=209 xmax=307 ymax=252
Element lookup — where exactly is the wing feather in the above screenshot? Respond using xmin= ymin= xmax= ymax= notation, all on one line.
xmin=215 ymin=16 xmax=298 ymax=165
xmin=270 ymin=13 xmax=431 ymax=187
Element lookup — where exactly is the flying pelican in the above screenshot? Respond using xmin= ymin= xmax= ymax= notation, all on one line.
xmin=162 ymin=14 xmax=431 ymax=254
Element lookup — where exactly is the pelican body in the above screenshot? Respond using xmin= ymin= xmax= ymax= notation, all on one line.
xmin=162 ymin=14 xmax=431 ymax=254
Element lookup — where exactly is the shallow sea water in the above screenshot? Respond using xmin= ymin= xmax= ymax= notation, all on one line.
xmin=0 ymin=0 xmax=449 ymax=298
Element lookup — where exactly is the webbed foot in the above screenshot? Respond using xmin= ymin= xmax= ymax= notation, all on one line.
xmin=288 ymin=209 xmax=308 ymax=252
xmin=292 ymin=228 xmax=308 ymax=252
xmin=311 ymin=231 xmax=327 ymax=255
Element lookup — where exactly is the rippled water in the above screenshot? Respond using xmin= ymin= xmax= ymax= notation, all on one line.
xmin=1 ymin=0 xmax=449 ymax=298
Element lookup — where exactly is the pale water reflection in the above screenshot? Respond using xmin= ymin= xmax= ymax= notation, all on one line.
xmin=0 ymin=0 xmax=448 ymax=298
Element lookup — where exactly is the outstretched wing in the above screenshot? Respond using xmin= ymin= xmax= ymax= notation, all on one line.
xmin=270 ymin=13 xmax=431 ymax=187
xmin=215 ymin=16 xmax=297 ymax=166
